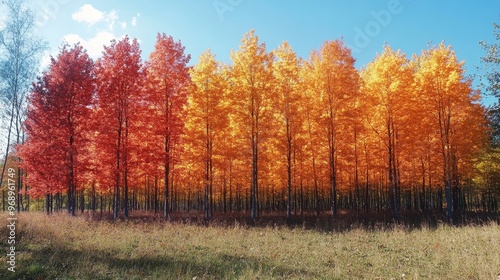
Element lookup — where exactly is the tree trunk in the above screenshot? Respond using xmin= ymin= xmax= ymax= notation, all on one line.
xmin=286 ymin=119 xmax=292 ymax=221
xmin=164 ymin=136 xmax=170 ymax=220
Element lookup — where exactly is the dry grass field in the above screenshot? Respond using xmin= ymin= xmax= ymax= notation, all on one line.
xmin=0 ymin=212 xmax=499 ymax=279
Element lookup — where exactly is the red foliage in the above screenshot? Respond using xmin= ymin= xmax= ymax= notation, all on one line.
xmin=19 ymin=44 xmax=94 ymax=203
xmin=142 ymin=33 xmax=191 ymax=217
xmin=93 ymin=36 xmax=144 ymax=217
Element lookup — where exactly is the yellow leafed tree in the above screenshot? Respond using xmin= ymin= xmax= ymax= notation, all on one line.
xmin=185 ymin=50 xmax=228 ymax=219
xmin=228 ymin=30 xmax=275 ymax=220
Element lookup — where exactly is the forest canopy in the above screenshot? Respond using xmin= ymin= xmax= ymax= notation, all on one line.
xmin=15 ymin=30 xmax=498 ymax=222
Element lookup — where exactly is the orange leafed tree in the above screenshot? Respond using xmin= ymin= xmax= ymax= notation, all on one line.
xmin=17 ymin=30 xmax=492 ymax=220
xmin=143 ymin=33 xmax=191 ymax=219
xmin=415 ymin=43 xmax=487 ymax=222
xmin=272 ymin=41 xmax=303 ymax=220
xmin=360 ymin=45 xmax=415 ymax=219
xmin=19 ymin=43 xmax=94 ymax=215
xmin=303 ymin=40 xmax=359 ymax=217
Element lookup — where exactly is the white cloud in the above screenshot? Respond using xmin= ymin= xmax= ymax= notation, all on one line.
xmin=62 ymin=31 xmax=118 ymax=59
xmin=63 ymin=6 xmax=139 ymax=59
xmin=131 ymin=13 xmax=140 ymax=27
xmin=72 ymin=4 xmax=104 ymax=26
xmin=71 ymin=4 xmax=120 ymax=31
xmin=106 ymin=10 xmax=118 ymax=31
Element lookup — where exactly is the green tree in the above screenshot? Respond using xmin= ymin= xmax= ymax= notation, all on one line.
xmin=480 ymin=20 xmax=500 ymax=145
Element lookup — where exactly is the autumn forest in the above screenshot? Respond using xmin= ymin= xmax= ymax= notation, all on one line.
xmin=13 ymin=28 xmax=498 ymax=224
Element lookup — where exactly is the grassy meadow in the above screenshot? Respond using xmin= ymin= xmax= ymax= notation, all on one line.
xmin=0 ymin=212 xmax=499 ymax=279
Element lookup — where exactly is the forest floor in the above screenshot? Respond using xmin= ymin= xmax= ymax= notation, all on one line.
xmin=0 ymin=211 xmax=499 ymax=279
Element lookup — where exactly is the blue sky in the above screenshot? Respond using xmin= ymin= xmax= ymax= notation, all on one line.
xmin=27 ymin=0 xmax=500 ymax=103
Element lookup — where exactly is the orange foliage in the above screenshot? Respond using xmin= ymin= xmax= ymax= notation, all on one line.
xmin=20 ymin=31 xmax=488 ymax=218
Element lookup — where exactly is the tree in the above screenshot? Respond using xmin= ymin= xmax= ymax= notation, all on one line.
xmin=480 ymin=20 xmax=500 ymax=145
xmin=0 ymin=0 xmax=46 ymax=211
xmin=185 ymin=50 xmax=228 ymax=219
xmin=94 ymin=36 xmax=143 ymax=219
xmin=14 ymin=29 xmax=493 ymax=222
xmin=19 ymin=43 xmax=94 ymax=215
xmin=303 ymin=40 xmax=359 ymax=217
xmin=415 ymin=43 xmax=486 ymax=223
xmin=272 ymin=41 xmax=303 ymax=220
xmin=360 ymin=45 xmax=415 ymax=220
xmin=477 ymin=20 xmax=500 ymax=213
xmin=473 ymin=147 xmax=500 ymax=212
xmin=143 ymin=33 xmax=190 ymax=220
xmin=480 ymin=21 xmax=500 ymax=99
xmin=229 ymin=30 xmax=275 ymax=220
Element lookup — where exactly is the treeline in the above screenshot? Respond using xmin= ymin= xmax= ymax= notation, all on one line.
xmin=12 ymin=30 xmax=499 ymax=222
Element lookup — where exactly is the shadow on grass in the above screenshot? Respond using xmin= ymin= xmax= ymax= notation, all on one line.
xmin=85 ymin=209 xmax=499 ymax=233
xmin=274 ymin=210 xmax=499 ymax=233
xmin=2 ymin=239 xmax=316 ymax=280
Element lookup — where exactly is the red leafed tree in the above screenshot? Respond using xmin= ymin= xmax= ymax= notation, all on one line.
xmin=143 ymin=33 xmax=190 ymax=219
xmin=94 ymin=36 xmax=143 ymax=219
xmin=19 ymin=43 xmax=94 ymax=215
